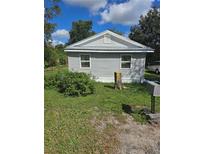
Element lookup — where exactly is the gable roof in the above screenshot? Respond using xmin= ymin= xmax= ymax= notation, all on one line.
xmin=64 ymin=30 xmax=154 ymax=53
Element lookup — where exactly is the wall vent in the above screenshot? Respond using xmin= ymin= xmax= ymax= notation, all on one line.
xmin=103 ymin=34 xmax=111 ymax=43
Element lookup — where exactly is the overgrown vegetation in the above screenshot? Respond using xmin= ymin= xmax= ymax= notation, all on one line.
xmin=44 ymin=45 xmax=67 ymax=68
xmin=45 ymin=69 xmax=95 ymax=96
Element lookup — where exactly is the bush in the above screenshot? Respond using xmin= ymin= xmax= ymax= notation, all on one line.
xmin=58 ymin=72 xmax=95 ymax=96
xmin=45 ymin=71 xmax=95 ymax=96
xmin=44 ymin=72 xmax=61 ymax=89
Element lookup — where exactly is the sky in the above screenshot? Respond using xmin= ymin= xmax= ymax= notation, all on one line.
xmin=45 ymin=0 xmax=160 ymax=46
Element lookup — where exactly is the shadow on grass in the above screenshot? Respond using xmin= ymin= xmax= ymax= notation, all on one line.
xmin=121 ymin=103 xmax=150 ymax=124
xmin=122 ymin=104 xmax=133 ymax=114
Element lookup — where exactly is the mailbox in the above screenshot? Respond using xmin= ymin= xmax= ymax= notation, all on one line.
xmin=145 ymin=80 xmax=160 ymax=96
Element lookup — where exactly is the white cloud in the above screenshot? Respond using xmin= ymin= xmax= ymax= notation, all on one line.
xmin=51 ymin=40 xmax=65 ymax=47
xmin=51 ymin=29 xmax=69 ymax=39
xmin=99 ymin=0 xmax=152 ymax=25
xmin=51 ymin=29 xmax=69 ymax=46
xmin=63 ymin=0 xmax=107 ymax=13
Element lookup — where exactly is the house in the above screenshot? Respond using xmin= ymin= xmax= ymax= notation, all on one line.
xmin=64 ymin=30 xmax=154 ymax=83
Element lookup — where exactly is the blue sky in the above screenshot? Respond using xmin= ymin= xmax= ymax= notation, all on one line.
xmin=45 ymin=0 xmax=160 ymax=45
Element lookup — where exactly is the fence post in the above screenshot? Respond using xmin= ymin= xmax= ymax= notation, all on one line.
xmin=151 ymin=95 xmax=156 ymax=113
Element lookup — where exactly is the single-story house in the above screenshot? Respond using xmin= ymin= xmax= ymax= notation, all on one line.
xmin=64 ymin=30 xmax=154 ymax=83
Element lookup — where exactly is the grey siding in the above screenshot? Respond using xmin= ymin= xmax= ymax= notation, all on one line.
xmin=68 ymin=52 xmax=146 ymax=83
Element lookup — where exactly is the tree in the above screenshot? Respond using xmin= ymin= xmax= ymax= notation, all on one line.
xmin=69 ymin=20 xmax=95 ymax=44
xmin=44 ymin=47 xmax=58 ymax=67
xmin=44 ymin=0 xmax=61 ymax=43
xmin=44 ymin=0 xmax=61 ymax=67
xmin=55 ymin=44 xmax=67 ymax=65
xmin=129 ymin=8 xmax=160 ymax=63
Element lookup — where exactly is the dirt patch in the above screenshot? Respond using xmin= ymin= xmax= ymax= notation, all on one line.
xmin=91 ymin=114 xmax=120 ymax=132
xmin=91 ymin=112 xmax=160 ymax=154
xmin=118 ymin=113 xmax=160 ymax=154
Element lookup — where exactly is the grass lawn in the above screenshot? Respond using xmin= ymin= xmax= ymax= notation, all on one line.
xmin=45 ymin=66 xmax=160 ymax=154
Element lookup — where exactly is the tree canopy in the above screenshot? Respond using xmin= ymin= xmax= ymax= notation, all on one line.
xmin=44 ymin=0 xmax=61 ymax=43
xmin=129 ymin=8 xmax=160 ymax=62
xmin=44 ymin=1 xmax=68 ymax=68
xmin=69 ymin=20 xmax=96 ymax=44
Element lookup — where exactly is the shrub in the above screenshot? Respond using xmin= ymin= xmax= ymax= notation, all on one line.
xmin=44 ymin=72 xmax=61 ymax=89
xmin=45 ymin=71 xmax=95 ymax=96
xmin=58 ymin=72 xmax=95 ymax=96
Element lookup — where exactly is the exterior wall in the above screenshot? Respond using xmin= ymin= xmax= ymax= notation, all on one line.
xmin=68 ymin=52 xmax=146 ymax=83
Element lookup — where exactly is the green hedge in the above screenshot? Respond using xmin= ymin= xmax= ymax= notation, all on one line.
xmin=45 ymin=71 xmax=95 ymax=96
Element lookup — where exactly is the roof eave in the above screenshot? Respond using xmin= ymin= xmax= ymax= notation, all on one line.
xmin=64 ymin=49 xmax=154 ymax=53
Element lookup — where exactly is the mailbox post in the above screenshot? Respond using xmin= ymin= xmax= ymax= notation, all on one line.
xmin=151 ymin=95 xmax=156 ymax=113
xmin=145 ymin=80 xmax=160 ymax=114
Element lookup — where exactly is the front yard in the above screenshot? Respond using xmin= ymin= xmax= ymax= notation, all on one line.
xmin=45 ymin=66 xmax=160 ymax=154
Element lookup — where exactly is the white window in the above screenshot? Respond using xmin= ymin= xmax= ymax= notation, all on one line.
xmin=80 ymin=54 xmax=90 ymax=68
xmin=121 ymin=55 xmax=131 ymax=69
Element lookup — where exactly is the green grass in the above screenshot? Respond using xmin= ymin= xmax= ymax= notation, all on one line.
xmin=45 ymin=67 xmax=160 ymax=154
xmin=144 ymin=69 xmax=160 ymax=82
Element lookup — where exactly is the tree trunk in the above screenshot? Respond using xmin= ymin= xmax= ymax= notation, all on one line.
xmin=114 ymin=72 xmax=122 ymax=90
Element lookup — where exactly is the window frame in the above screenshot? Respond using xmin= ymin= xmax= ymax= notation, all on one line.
xmin=120 ymin=54 xmax=132 ymax=69
xmin=79 ymin=54 xmax=91 ymax=69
